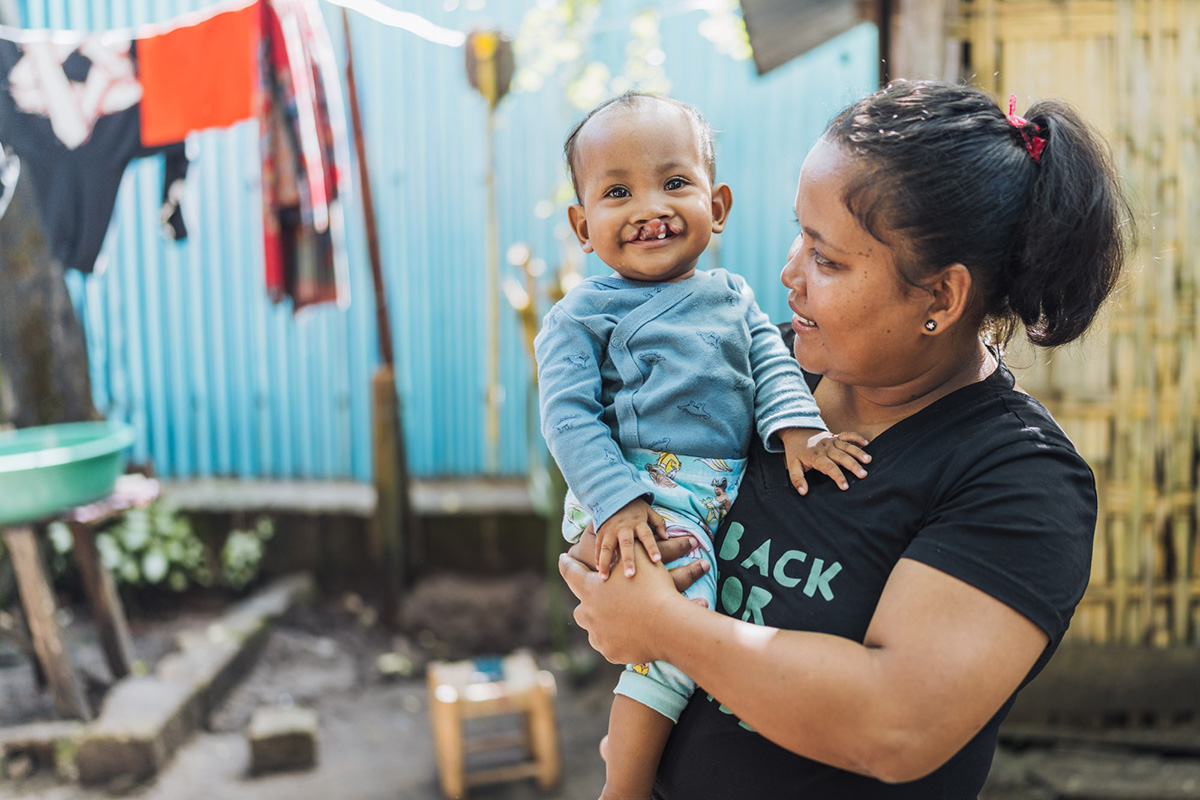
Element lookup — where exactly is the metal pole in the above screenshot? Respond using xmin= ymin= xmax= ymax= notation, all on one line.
xmin=485 ymin=102 xmax=501 ymax=473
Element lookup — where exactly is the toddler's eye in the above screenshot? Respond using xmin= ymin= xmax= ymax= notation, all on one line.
xmin=605 ymin=186 xmax=630 ymax=199
xmin=665 ymin=177 xmax=686 ymax=191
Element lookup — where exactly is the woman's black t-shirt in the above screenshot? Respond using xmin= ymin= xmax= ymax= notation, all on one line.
xmin=653 ymin=356 xmax=1097 ymax=799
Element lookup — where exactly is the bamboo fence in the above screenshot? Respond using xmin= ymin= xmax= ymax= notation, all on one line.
xmin=959 ymin=0 xmax=1199 ymax=646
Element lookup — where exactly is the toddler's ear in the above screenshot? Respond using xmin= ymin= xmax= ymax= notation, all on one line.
xmin=567 ymin=203 xmax=594 ymax=253
xmin=710 ymin=183 xmax=732 ymax=233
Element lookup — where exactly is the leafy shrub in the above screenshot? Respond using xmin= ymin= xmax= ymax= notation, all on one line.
xmin=46 ymin=500 xmax=274 ymax=593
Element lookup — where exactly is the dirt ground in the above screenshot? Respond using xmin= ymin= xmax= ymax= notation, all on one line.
xmin=0 ymin=572 xmax=1192 ymax=800
xmin=0 ymin=572 xmax=617 ymax=800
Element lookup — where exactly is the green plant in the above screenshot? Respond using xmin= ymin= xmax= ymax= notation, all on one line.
xmin=46 ymin=499 xmax=275 ymax=593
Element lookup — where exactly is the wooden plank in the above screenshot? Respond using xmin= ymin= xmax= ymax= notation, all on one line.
xmin=161 ymin=478 xmax=534 ymax=517
xmin=463 ymin=761 xmax=540 ymax=787
xmin=162 ymin=479 xmax=377 ymax=517
xmin=1 ymin=526 xmax=91 ymax=721
xmin=964 ymin=0 xmax=1181 ymax=37
xmin=1002 ymin=722 xmax=1200 ymax=757
xmin=888 ymin=0 xmax=956 ymax=80
xmin=1007 ymin=645 xmax=1200 ymax=721
xmin=67 ymin=522 xmax=135 ymax=680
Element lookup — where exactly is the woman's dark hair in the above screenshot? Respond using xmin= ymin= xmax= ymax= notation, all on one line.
xmin=825 ymin=80 xmax=1132 ymax=348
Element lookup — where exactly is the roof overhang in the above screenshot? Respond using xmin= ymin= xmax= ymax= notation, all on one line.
xmin=740 ymin=0 xmax=877 ymax=75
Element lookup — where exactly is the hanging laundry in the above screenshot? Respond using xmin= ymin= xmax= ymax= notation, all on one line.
xmin=0 ymin=0 xmax=350 ymax=311
xmin=131 ymin=0 xmax=351 ymax=310
xmin=0 ymin=32 xmax=190 ymax=274
xmin=258 ymin=0 xmax=350 ymax=309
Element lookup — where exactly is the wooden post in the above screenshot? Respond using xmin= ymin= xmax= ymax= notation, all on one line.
xmin=527 ymin=669 xmax=561 ymax=790
xmin=67 ymin=521 xmax=134 ymax=679
xmin=343 ymin=9 xmax=418 ymax=624
xmin=371 ymin=367 xmax=403 ymax=624
xmin=2 ymin=525 xmax=91 ymax=720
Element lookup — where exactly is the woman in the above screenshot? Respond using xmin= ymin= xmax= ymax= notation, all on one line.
xmin=558 ymin=80 xmax=1130 ymax=798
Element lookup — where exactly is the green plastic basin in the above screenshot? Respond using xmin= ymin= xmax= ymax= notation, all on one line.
xmin=0 ymin=421 xmax=136 ymax=526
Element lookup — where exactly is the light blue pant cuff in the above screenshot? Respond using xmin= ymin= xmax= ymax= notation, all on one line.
xmin=614 ymin=665 xmax=691 ymax=723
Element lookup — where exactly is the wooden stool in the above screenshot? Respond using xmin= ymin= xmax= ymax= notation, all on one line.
xmin=427 ymin=649 xmax=560 ymax=799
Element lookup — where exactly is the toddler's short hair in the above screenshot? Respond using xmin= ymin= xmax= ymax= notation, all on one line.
xmin=564 ymin=92 xmax=716 ymax=199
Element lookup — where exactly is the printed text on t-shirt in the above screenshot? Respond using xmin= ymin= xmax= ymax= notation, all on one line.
xmin=717 ymin=522 xmax=843 ymax=623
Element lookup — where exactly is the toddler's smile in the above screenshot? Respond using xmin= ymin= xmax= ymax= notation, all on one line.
xmin=631 ymin=219 xmax=680 ymax=242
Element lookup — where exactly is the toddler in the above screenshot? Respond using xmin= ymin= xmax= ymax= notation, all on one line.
xmin=535 ymin=92 xmax=869 ymax=799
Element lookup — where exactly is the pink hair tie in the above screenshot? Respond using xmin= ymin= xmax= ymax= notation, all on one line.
xmin=1006 ymin=94 xmax=1046 ymax=163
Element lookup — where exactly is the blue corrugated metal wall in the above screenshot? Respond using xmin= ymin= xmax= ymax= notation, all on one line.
xmin=14 ymin=0 xmax=877 ymax=481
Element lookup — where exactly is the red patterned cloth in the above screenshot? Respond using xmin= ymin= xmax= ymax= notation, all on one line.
xmin=257 ymin=0 xmax=350 ymax=310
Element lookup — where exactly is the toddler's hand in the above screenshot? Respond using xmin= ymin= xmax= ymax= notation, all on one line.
xmin=780 ymin=427 xmax=871 ymax=495
xmin=594 ymin=498 xmax=666 ymax=580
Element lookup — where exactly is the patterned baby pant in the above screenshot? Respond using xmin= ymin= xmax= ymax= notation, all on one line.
xmin=562 ymin=447 xmax=747 ymax=721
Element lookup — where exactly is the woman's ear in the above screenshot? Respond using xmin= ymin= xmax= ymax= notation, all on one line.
xmin=923 ymin=263 xmax=972 ymax=333
xmin=710 ymin=183 xmax=732 ymax=233
xmin=567 ymin=203 xmax=594 ymax=253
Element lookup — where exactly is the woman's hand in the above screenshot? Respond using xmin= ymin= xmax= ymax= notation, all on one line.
xmin=559 ymin=543 xmax=697 ymax=665
xmin=566 ymin=526 xmax=711 ymax=594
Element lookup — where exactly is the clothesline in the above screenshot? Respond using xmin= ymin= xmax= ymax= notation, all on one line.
xmin=1 ymin=0 xmax=731 ymax=48
xmin=0 ymin=0 xmax=464 ymax=47
xmin=325 ymin=0 xmax=738 ymax=42
xmin=323 ymin=0 xmax=464 ymax=47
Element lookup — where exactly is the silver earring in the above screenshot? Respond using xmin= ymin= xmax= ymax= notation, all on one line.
xmin=924 ymin=319 xmax=937 ymax=332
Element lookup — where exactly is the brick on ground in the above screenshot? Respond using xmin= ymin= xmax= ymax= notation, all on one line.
xmin=247 ymin=705 xmax=319 ymax=774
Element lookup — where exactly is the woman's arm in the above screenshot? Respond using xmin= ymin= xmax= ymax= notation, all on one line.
xmin=560 ymin=546 xmax=1047 ymax=784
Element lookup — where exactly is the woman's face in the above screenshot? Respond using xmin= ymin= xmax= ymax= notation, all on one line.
xmin=781 ymin=140 xmax=929 ymax=387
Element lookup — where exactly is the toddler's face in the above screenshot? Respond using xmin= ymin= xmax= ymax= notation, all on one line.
xmin=568 ymin=102 xmax=729 ymax=283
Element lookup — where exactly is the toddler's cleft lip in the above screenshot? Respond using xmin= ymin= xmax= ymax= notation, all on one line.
xmin=629 ymin=221 xmax=681 ymax=242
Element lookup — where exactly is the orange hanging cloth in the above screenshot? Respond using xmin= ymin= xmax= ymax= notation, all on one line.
xmin=136 ymin=0 xmax=260 ymax=147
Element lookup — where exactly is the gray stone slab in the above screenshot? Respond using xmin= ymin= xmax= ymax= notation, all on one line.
xmin=229 ymin=573 xmax=317 ymax=621
xmin=247 ymin=706 xmax=319 ymax=774
xmin=74 ymin=677 xmax=202 ymax=786
xmin=159 ymin=620 xmax=269 ymax=719
xmin=0 ymin=720 xmax=83 ymax=776
xmin=72 ymin=573 xmax=315 ymax=788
